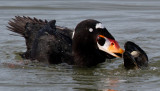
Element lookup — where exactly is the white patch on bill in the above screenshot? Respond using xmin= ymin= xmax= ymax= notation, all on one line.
xmin=89 ymin=28 xmax=93 ymax=32
xmin=72 ymin=31 xmax=75 ymax=38
xmin=95 ymin=23 xmax=105 ymax=29
xmin=97 ymin=39 xmax=119 ymax=58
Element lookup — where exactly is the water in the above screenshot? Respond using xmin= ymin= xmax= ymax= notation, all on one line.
xmin=0 ymin=0 xmax=160 ymax=91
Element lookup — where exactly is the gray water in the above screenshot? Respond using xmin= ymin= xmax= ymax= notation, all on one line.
xmin=0 ymin=0 xmax=160 ymax=91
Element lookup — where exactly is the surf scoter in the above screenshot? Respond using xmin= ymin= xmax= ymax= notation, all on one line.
xmin=72 ymin=19 xmax=124 ymax=66
xmin=7 ymin=16 xmax=124 ymax=67
xmin=123 ymin=41 xmax=148 ymax=69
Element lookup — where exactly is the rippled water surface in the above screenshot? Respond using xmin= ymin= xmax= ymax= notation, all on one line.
xmin=0 ymin=0 xmax=160 ymax=91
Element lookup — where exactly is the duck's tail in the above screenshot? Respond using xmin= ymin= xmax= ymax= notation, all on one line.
xmin=7 ymin=16 xmax=48 ymax=36
xmin=7 ymin=16 xmax=48 ymax=59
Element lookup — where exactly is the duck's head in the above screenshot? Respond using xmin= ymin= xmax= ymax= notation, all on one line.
xmin=123 ymin=41 xmax=148 ymax=69
xmin=72 ymin=19 xmax=124 ymax=66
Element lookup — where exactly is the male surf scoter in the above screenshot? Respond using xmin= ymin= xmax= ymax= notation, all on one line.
xmin=7 ymin=16 xmax=124 ymax=67
xmin=72 ymin=19 xmax=124 ymax=66
xmin=123 ymin=41 xmax=148 ymax=69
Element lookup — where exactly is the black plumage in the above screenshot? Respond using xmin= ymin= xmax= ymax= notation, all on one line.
xmin=7 ymin=16 xmax=123 ymax=67
xmin=30 ymin=20 xmax=73 ymax=64
xmin=8 ymin=16 xmax=73 ymax=64
xmin=123 ymin=41 xmax=148 ymax=69
xmin=73 ymin=19 xmax=119 ymax=66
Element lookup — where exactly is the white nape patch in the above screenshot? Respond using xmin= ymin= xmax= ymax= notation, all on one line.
xmin=72 ymin=31 xmax=75 ymax=39
xmin=89 ymin=28 xmax=93 ymax=32
xmin=95 ymin=23 xmax=104 ymax=29
xmin=131 ymin=51 xmax=140 ymax=57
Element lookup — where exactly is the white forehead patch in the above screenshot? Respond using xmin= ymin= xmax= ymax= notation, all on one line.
xmin=89 ymin=28 xmax=93 ymax=32
xmin=72 ymin=31 xmax=75 ymax=39
xmin=95 ymin=23 xmax=105 ymax=29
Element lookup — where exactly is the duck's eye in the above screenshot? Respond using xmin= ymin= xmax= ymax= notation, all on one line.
xmin=97 ymin=36 xmax=106 ymax=46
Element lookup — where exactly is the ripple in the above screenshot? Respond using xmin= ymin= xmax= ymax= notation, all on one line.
xmin=0 ymin=0 xmax=160 ymax=91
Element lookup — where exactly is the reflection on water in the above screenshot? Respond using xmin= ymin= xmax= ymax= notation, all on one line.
xmin=0 ymin=0 xmax=160 ymax=91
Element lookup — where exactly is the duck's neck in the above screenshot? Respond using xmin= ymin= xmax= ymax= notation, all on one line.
xmin=73 ymin=50 xmax=106 ymax=67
